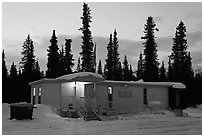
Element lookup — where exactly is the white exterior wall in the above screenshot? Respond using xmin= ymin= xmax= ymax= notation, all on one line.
xmin=145 ymin=86 xmax=169 ymax=107
xmin=94 ymin=84 xmax=144 ymax=110
xmin=93 ymin=83 xmax=169 ymax=111
xmin=61 ymin=82 xmax=89 ymax=110
xmin=31 ymin=83 xmax=61 ymax=113
xmin=61 ymin=82 xmax=75 ymax=110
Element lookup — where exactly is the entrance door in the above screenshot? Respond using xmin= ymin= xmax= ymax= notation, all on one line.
xmin=108 ymin=86 xmax=113 ymax=108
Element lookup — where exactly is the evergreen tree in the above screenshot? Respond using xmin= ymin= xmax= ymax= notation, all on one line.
xmin=9 ymin=62 xmax=18 ymax=103
xmin=142 ymin=16 xmax=159 ymax=82
xmin=77 ymin=57 xmax=81 ymax=72
xmin=10 ymin=62 xmax=18 ymax=81
xmin=93 ymin=43 xmax=97 ymax=72
xmin=33 ymin=59 xmax=42 ymax=80
xmin=112 ymin=29 xmax=120 ymax=80
xmin=192 ymin=70 xmax=202 ymax=105
xmin=167 ymin=56 xmax=173 ymax=81
xmin=159 ymin=61 xmax=166 ymax=81
xmin=2 ymin=50 xmax=8 ymax=81
xmin=79 ymin=3 xmax=95 ymax=72
xmin=122 ymin=55 xmax=130 ymax=81
xmin=136 ymin=52 xmax=144 ymax=80
xmin=18 ymin=68 xmax=22 ymax=80
xmin=46 ymin=30 xmax=60 ymax=78
xmin=20 ymin=34 xmax=36 ymax=81
xmin=59 ymin=45 xmax=65 ymax=75
xmin=105 ymin=34 xmax=114 ymax=80
xmin=97 ymin=60 xmax=103 ymax=75
xmin=129 ymin=65 xmax=134 ymax=81
xmin=117 ymin=61 xmax=122 ymax=81
xmin=64 ymin=39 xmax=74 ymax=74
xmin=170 ymin=21 xmax=194 ymax=107
xmin=170 ymin=21 xmax=193 ymax=84
xmin=20 ymin=34 xmax=37 ymax=102
xmin=2 ymin=50 xmax=8 ymax=103
xmin=103 ymin=64 xmax=107 ymax=79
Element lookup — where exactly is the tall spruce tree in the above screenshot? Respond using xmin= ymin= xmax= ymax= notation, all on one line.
xmin=103 ymin=64 xmax=108 ymax=79
xmin=142 ymin=16 xmax=159 ymax=82
xmin=79 ymin=3 xmax=95 ymax=72
xmin=20 ymin=34 xmax=40 ymax=102
xmin=9 ymin=62 xmax=18 ymax=103
xmin=97 ymin=59 xmax=103 ymax=75
xmin=59 ymin=45 xmax=65 ymax=75
xmin=46 ymin=30 xmax=60 ymax=78
xmin=77 ymin=57 xmax=81 ymax=72
xmin=33 ymin=59 xmax=42 ymax=80
xmin=122 ymin=55 xmax=130 ymax=81
xmin=129 ymin=65 xmax=134 ymax=81
xmin=93 ymin=43 xmax=97 ymax=73
xmin=21 ymin=34 xmax=36 ymax=81
xmin=64 ymin=39 xmax=74 ymax=74
xmin=2 ymin=50 xmax=8 ymax=103
xmin=159 ymin=61 xmax=166 ymax=81
xmin=112 ymin=29 xmax=120 ymax=80
xmin=170 ymin=21 xmax=193 ymax=84
xmin=136 ymin=52 xmax=144 ymax=80
xmin=170 ymin=21 xmax=194 ymax=107
xmin=117 ymin=61 xmax=122 ymax=81
xmin=167 ymin=56 xmax=173 ymax=81
xmin=105 ymin=34 xmax=114 ymax=80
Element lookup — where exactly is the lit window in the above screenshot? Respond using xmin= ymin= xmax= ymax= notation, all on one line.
xmin=33 ymin=87 xmax=36 ymax=104
xmin=33 ymin=88 xmax=36 ymax=96
xmin=38 ymin=87 xmax=42 ymax=96
xmin=108 ymin=86 xmax=112 ymax=94
xmin=38 ymin=86 xmax=42 ymax=104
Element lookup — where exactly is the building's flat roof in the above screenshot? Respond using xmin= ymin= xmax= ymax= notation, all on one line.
xmin=96 ymin=80 xmax=186 ymax=89
xmin=29 ymin=78 xmax=61 ymax=85
xmin=29 ymin=72 xmax=185 ymax=89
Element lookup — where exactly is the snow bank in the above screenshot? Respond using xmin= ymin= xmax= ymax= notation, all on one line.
xmin=183 ymin=104 xmax=202 ymax=118
xmin=118 ymin=109 xmax=176 ymax=120
xmin=2 ymin=103 xmax=201 ymax=135
xmin=2 ymin=103 xmax=82 ymax=135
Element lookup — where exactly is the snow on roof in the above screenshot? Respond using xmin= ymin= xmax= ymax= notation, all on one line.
xmin=56 ymin=72 xmax=104 ymax=82
xmin=29 ymin=72 xmax=105 ymax=86
xmin=29 ymin=78 xmax=60 ymax=86
xmin=97 ymin=79 xmax=186 ymax=89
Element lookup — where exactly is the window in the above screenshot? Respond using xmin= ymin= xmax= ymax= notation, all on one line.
xmin=38 ymin=87 xmax=42 ymax=104
xmin=108 ymin=86 xmax=112 ymax=94
xmin=33 ymin=88 xmax=36 ymax=104
xmin=144 ymin=88 xmax=147 ymax=105
xmin=108 ymin=86 xmax=113 ymax=108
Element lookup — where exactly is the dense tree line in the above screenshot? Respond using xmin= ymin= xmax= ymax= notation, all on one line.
xmin=2 ymin=3 xmax=201 ymax=107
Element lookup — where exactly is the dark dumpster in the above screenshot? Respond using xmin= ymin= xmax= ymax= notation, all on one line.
xmin=9 ymin=103 xmax=37 ymax=120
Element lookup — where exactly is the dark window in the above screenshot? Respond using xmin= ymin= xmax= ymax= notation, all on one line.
xmin=108 ymin=86 xmax=113 ymax=108
xmin=144 ymin=88 xmax=147 ymax=105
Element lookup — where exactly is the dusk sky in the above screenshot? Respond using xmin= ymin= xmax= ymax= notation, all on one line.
xmin=2 ymin=2 xmax=202 ymax=72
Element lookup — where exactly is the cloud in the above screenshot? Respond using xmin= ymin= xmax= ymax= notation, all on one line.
xmin=154 ymin=16 xmax=164 ymax=23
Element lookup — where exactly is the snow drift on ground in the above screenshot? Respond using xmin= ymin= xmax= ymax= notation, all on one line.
xmin=2 ymin=103 xmax=202 ymax=135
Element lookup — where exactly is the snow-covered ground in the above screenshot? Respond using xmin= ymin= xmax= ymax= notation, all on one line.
xmin=2 ymin=103 xmax=202 ymax=135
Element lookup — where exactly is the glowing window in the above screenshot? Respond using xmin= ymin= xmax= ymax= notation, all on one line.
xmin=38 ymin=87 xmax=42 ymax=96
xmin=33 ymin=88 xmax=36 ymax=96
xmin=108 ymin=86 xmax=112 ymax=94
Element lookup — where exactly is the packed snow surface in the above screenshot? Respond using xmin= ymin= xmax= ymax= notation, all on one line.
xmin=2 ymin=103 xmax=201 ymax=135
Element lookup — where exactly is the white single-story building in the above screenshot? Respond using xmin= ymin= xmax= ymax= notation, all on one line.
xmin=29 ymin=72 xmax=186 ymax=119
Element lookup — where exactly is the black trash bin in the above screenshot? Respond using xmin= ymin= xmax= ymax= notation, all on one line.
xmin=9 ymin=103 xmax=37 ymax=120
